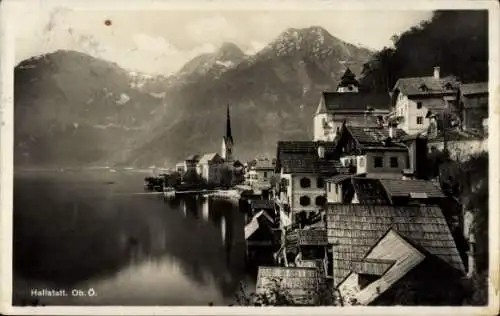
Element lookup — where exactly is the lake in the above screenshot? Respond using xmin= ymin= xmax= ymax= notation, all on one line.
xmin=12 ymin=170 xmax=253 ymax=306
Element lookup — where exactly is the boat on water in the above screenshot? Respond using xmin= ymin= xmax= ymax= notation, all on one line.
xmin=163 ymin=186 xmax=176 ymax=199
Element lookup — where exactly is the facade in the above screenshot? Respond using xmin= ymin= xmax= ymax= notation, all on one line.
xmin=196 ymin=153 xmax=225 ymax=184
xmin=176 ymin=154 xmax=200 ymax=175
xmin=457 ymin=82 xmax=488 ymax=132
xmin=390 ymin=67 xmax=460 ymax=135
xmin=247 ymin=158 xmax=275 ymax=189
xmin=334 ymin=124 xmax=410 ymax=179
xmin=313 ymin=68 xmax=391 ymax=141
xmin=275 ymin=141 xmax=346 ymax=224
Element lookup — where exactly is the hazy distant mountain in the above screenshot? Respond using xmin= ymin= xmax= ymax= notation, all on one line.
xmin=14 ymin=27 xmax=373 ymax=168
xmin=109 ymin=26 xmax=373 ymax=167
xmin=14 ymin=50 xmax=167 ymax=167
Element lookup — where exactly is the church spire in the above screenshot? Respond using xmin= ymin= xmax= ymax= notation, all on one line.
xmin=226 ymin=104 xmax=233 ymax=143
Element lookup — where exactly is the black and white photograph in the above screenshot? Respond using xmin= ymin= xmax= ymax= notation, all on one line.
xmin=0 ymin=0 xmax=498 ymax=314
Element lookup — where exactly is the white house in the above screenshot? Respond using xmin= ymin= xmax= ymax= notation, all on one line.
xmin=246 ymin=158 xmax=276 ymax=189
xmin=390 ymin=66 xmax=460 ymax=135
xmin=197 ymin=153 xmax=225 ymax=184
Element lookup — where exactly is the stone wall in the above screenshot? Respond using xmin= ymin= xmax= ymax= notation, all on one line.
xmin=428 ymin=138 xmax=488 ymax=162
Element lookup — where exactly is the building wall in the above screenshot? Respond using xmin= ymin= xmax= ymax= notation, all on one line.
xmin=290 ymin=174 xmax=327 ymax=222
xmin=395 ymin=93 xmax=447 ymax=134
xmin=428 ymin=138 xmax=488 ymax=162
xmin=363 ymin=151 xmax=408 ymax=175
xmin=248 ymin=168 xmax=274 ymax=188
xmin=313 ymin=112 xmax=332 ymax=141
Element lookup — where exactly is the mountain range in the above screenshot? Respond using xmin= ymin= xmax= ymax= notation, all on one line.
xmin=14 ymin=26 xmax=373 ymax=168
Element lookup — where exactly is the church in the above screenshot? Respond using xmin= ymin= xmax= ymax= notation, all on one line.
xmin=313 ymin=68 xmax=392 ymax=141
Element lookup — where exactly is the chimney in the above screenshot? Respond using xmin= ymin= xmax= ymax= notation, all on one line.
xmin=389 ymin=125 xmax=395 ymax=138
xmin=433 ymin=66 xmax=440 ymax=79
xmin=317 ymin=146 xmax=325 ymax=159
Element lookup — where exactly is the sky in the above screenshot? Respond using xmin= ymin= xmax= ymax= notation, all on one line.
xmin=11 ymin=4 xmax=433 ymax=75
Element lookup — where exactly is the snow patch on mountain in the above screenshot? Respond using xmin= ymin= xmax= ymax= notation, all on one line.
xmin=116 ymin=93 xmax=130 ymax=105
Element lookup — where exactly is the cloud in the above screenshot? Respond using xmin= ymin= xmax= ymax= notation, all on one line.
xmin=186 ymin=15 xmax=238 ymax=43
xmin=133 ymin=33 xmax=173 ymax=52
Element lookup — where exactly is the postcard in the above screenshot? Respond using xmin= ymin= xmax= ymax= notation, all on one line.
xmin=0 ymin=0 xmax=498 ymax=315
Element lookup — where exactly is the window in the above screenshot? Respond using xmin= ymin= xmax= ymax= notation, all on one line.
xmin=374 ymin=157 xmax=383 ymax=168
xmin=300 ymin=177 xmax=311 ymax=188
xmin=263 ymin=171 xmax=267 ymax=179
xmin=328 ymin=182 xmax=331 ymax=192
xmin=417 ymin=102 xmax=423 ymax=109
xmin=416 ymin=116 xmax=423 ymax=125
xmin=419 ymin=84 xmax=428 ymax=92
xmin=390 ymin=157 xmax=399 ymax=168
xmin=315 ymin=196 xmax=326 ymax=206
xmin=317 ymin=177 xmax=324 ymax=188
xmin=299 ymin=196 xmax=311 ymax=206
xmin=359 ymin=157 xmax=365 ymax=168
xmin=335 ymin=184 xmax=339 ymax=194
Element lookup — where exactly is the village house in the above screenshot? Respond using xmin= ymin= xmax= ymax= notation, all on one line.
xmin=175 ymin=154 xmax=200 ymax=175
xmin=333 ymin=123 xmax=409 ymax=179
xmin=313 ymin=68 xmax=392 ymax=142
xmin=326 ymin=204 xmax=466 ymax=305
xmin=274 ymin=141 xmax=346 ymax=225
xmin=255 ymin=265 xmax=325 ymax=306
xmin=457 ymin=82 xmax=488 ymax=133
xmin=246 ymin=158 xmax=276 ymax=188
xmin=389 ymin=66 xmax=460 ymax=135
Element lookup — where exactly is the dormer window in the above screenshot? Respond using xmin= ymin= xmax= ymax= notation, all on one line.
xmin=444 ymin=82 xmax=454 ymax=90
xmin=419 ymin=84 xmax=428 ymax=92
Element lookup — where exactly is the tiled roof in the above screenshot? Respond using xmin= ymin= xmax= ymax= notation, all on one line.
xmin=281 ymin=155 xmax=342 ymax=174
xmin=321 ymin=92 xmax=391 ymax=112
xmin=198 ymin=153 xmax=223 ymax=163
xmin=351 ymin=178 xmax=392 ymax=204
xmin=325 ymin=204 xmax=465 ymax=286
xmin=350 ymin=258 xmax=395 ymax=276
xmin=256 ymin=266 xmax=321 ymax=305
xmin=326 ymin=174 xmax=353 ymax=184
xmin=460 ymin=82 xmax=488 ymax=95
xmin=393 ymin=75 xmax=460 ymax=97
xmin=277 ymin=141 xmax=336 ymax=154
xmin=297 ymin=229 xmax=328 ymax=246
xmin=185 ymin=154 xmax=200 ymax=161
xmin=347 ymin=126 xmax=408 ymax=149
xmin=379 ymin=179 xmax=446 ymax=199
xmin=250 ymin=199 xmax=276 ymax=210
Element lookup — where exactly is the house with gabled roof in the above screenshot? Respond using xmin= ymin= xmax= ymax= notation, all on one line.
xmin=325 ymin=204 xmax=466 ymax=305
xmin=389 ymin=66 xmax=460 ymax=135
xmin=333 ymin=123 xmax=410 ymax=179
xmin=196 ymin=152 xmax=225 ymax=184
xmin=274 ymin=141 xmax=347 ymax=225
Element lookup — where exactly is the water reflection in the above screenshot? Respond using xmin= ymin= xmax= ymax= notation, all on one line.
xmin=13 ymin=171 xmax=249 ymax=306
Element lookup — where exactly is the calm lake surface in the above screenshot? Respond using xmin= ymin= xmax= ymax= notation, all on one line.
xmin=13 ymin=170 xmax=252 ymax=306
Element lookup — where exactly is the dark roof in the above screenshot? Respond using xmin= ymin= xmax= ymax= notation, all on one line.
xmin=338 ymin=68 xmax=359 ymax=87
xmin=351 ymin=258 xmax=395 ymax=276
xmin=351 ymin=177 xmax=392 ymax=204
xmin=325 ymin=204 xmax=465 ymax=286
xmin=297 ymin=229 xmax=328 ymax=246
xmin=320 ymin=92 xmax=391 ymax=112
xmin=249 ymin=199 xmax=275 ymax=210
xmin=393 ymin=75 xmax=459 ymax=97
xmin=379 ymin=179 xmax=446 ymax=199
xmin=185 ymin=154 xmax=200 ymax=161
xmin=256 ymin=266 xmax=321 ymax=305
xmin=281 ymin=154 xmax=342 ymax=174
xmin=326 ymin=174 xmax=353 ymax=184
xmin=277 ymin=141 xmax=336 ymax=154
xmin=347 ymin=126 xmax=408 ymax=149
xmin=460 ymin=82 xmax=488 ymax=96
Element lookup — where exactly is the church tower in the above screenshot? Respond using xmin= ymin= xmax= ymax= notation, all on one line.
xmin=221 ymin=104 xmax=234 ymax=162
xmin=336 ymin=67 xmax=359 ymax=93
